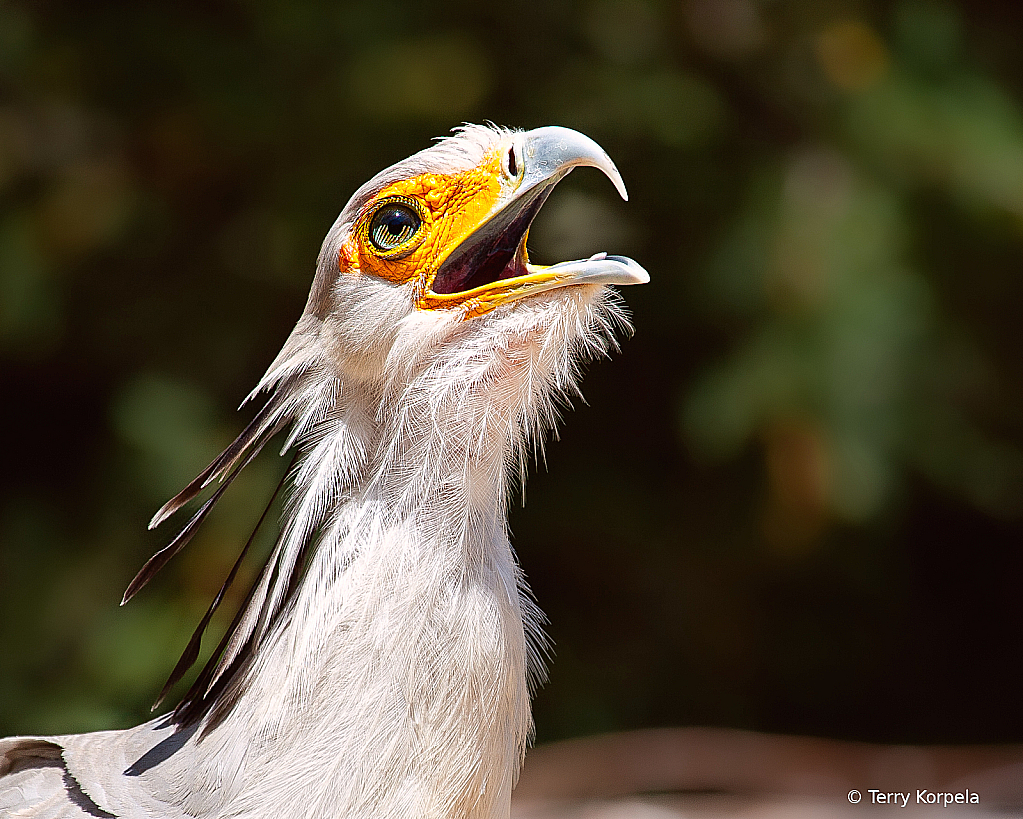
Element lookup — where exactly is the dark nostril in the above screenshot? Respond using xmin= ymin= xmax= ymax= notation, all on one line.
xmin=507 ymin=145 xmax=517 ymax=178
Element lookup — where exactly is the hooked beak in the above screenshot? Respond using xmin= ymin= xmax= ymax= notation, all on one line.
xmin=420 ymin=126 xmax=649 ymax=315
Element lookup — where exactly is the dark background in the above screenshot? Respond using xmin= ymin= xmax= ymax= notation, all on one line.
xmin=1 ymin=0 xmax=1022 ymax=748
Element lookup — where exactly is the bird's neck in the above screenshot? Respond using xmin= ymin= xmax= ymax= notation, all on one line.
xmin=175 ymin=356 xmax=540 ymax=819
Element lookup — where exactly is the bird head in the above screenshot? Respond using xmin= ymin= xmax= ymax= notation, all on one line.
xmin=287 ymin=124 xmax=648 ymax=384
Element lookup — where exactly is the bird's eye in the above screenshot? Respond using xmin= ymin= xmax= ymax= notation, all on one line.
xmin=368 ymin=203 xmax=422 ymax=253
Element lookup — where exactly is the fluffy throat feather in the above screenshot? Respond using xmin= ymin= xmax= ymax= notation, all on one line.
xmin=129 ymin=286 xmax=631 ymax=732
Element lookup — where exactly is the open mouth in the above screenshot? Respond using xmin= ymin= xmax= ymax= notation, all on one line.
xmin=418 ymin=127 xmax=649 ymax=314
xmin=428 ymin=181 xmax=553 ymax=296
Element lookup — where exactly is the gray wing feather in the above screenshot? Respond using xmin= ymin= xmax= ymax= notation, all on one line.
xmin=0 ymin=738 xmax=112 ymax=818
xmin=1 ymin=722 xmax=202 ymax=819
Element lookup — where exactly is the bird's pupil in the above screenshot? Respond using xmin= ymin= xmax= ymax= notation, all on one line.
xmin=369 ymin=204 xmax=420 ymax=252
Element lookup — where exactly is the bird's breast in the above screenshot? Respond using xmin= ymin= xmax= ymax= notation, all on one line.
xmin=222 ymin=513 xmax=532 ymax=819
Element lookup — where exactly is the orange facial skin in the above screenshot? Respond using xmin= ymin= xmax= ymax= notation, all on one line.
xmin=339 ymin=149 xmax=510 ymax=312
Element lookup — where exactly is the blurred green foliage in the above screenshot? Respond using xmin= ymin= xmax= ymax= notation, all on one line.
xmin=1 ymin=0 xmax=1022 ymax=745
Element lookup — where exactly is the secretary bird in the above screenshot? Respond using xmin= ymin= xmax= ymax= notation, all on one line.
xmin=0 ymin=124 xmax=648 ymax=819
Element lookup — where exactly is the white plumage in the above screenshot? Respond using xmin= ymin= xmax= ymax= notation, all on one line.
xmin=0 ymin=124 xmax=647 ymax=819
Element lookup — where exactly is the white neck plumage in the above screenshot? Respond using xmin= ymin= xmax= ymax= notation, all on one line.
xmin=142 ymin=284 xmax=627 ymax=819
xmin=199 ymin=379 xmax=530 ymax=819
